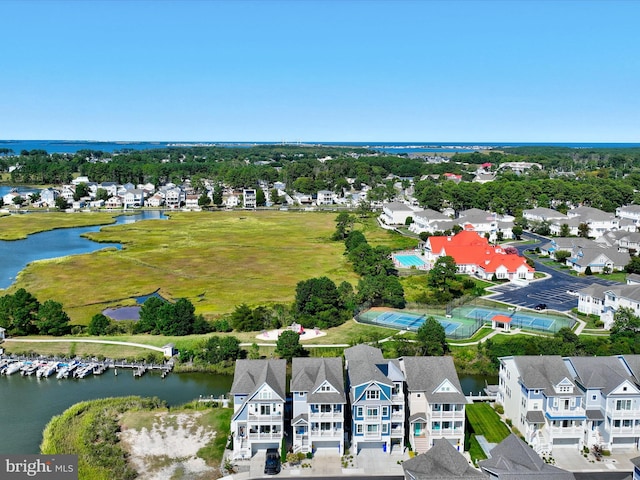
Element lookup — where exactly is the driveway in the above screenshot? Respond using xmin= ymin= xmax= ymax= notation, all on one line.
xmin=489 ymin=233 xmax=620 ymax=312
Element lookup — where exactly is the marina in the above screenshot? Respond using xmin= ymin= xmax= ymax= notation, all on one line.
xmin=0 ymin=355 xmax=173 ymax=379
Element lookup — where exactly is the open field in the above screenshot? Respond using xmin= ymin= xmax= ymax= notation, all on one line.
xmin=8 ymin=211 xmax=361 ymax=324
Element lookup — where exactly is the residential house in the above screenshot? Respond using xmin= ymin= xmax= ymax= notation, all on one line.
xmin=225 ymin=194 xmax=240 ymax=208
xmin=343 ymin=344 xmax=405 ymax=454
xmin=540 ymin=238 xmax=599 ymax=259
xmin=497 ymin=356 xmax=585 ymax=455
xmin=316 ymin=190 xmax=334 ymax=206
xmin=39 ymin=188 xmax=59 ymax=207
xmin=60 ymin=184 xmax=76 ymax=202
xmin=185 ymin=194 xmax=200 ymax=209
xmin=576 ymin=284 xmax=611 ymax=317
xmin=164 ymin=187 xmax=184 ymax=209
xmin=473 ymin=172 xmax=496 ymax=184
xmin=479 ymin=434 xmax=575 ymax=480
xmin=618 ymin=233 xmax=640 ymax=254
xmin=408 ymin=209 xmax=452 ymax=235
xmin=564 ymin=206 xmax=620 ymax=238
xmin=380 ymin=202 xmax=416 ymax=225
xmin=565 ymin=246 xmax=629 ymax=274
xmin=400 ymin=356 xmax=466 ymax=453
xmin=105 ymin=196 xmax=123 ymax=209
xmin=402 ymin=439 xmax=486 ymax=480
xmin=291 ymin=357 xmax=346 ymax=454
xmin=498 ymin=161 xmax=543 ymax=173
xmin=243 ymin=189 xmax=257 ymax=209
xmin=565 ymin=355 xmax=640 ymax=452
xmin=146 ymin=193 xmax=164 ymax=208
xmin=99 ymin=182 xmax=119 ymax=198
xmin=72 ymin=176 xmax=90 ymax=185
xmin=230 ymin=359 xmax=286 ymax=460
xmin=123 ymin=189 xmax=144 ymax=208
xmin=523 ymin=207 xmax=568 ymax=223
xmin=457 ymin=208 xmax=514 ymax=242
xmin=617 ymin=205 xmax=640 ymax=226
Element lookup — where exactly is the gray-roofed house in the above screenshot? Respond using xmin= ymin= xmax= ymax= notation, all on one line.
xmin=498 ymin=356 xmax=585 ymax=455
xmin=565 ymin=355 xmax=640 ymax=452
xmin=523 ymin=207 xmax=568 ymax=223
xmin=344 ymin=344 xmax=405 ymax=454
xmin=400 ymin=356 xmax=466 ymax=453
xmin=230 ymin=359 xmax=287 ymax=460
xmin=291 ymin=357 xmax=346 ymax=454
xmin=408 ymin=209 xmax=452 ymax=235
xmin=617 ymin=205 xmax=640 ymax=226
xmin=479 ymin=434 xmax=575 ymax=480
xmin=402 ymin=438 xmax=486 ymax=480
xmin=566 ymin=246 xmax=630 ymax=274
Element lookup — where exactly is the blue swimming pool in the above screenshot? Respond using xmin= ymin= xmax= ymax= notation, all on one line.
xmin=394 ymin=254 xmax=427 ymax=268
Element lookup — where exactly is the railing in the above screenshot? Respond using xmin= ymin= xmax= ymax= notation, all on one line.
xmin=364 ymin=431 xmax=382 ymax=439
xmin=431 ymin=410 xmax=465 ymax=419
xmin=248 ymin=432 xmax=283 ymax=440
xmin=391 ymin=411 xmax=404 ymax=418
xmin=247 ymin=413 xmax=283 ymax=421
xmin=309 ymin=411 xmax=343 ymax=419
xmin=391 ymin=427 xmax=403 ymax=435
xmin=610 ymin=426 xmax=640 ymax=434
xmin=609 ymin=410 xmax=640 ymax=419
xmin=547 ymin=407 xmax=585 ymax=417
xmin=430 ymin=428 xmax=463 ymax=435
xmin=310 ymin=429 xmax=343 ymax=437
xmin=548 ymin=426 xmax=584 ymax=436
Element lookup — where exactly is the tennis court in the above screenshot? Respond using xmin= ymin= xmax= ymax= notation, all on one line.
xmin=462 ymin=306 xmax=567 ymax=332
xmin=358 ymin=309 xmax=462 ymax=335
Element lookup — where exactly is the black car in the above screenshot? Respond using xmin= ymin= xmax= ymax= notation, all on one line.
xmin=264 ymin=448 xmax=281 ymax=475
xmin=534 ymin=303 xmax=547 ymax=311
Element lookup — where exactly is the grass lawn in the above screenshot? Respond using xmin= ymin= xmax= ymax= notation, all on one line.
xmin=8 ymin=211 xmax=361 ymax=324
xmin=465 ymin=403 xmax=511 ymax=443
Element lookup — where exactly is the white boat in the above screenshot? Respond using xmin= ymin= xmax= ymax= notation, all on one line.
xmin=56 ymin=366 xmax=69 ymax=379
xmin=37 ymin=362 xmax=57 ymax=378
xmin=5 ymin=362 xmax=24 ymax=375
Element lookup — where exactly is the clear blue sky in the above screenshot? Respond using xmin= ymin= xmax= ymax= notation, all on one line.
xmin=1 ymin=0 xmax=639 ymax=142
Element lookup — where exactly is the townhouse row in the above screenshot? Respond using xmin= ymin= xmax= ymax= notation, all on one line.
xmin=229 ymin=345 xmax=466 ymax=460
xmin=498 ymin=354 xmax=640 ymax=455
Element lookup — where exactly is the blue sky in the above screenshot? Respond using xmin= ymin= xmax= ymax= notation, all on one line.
xmin=1 ymin=0 xmax=639 ymax=142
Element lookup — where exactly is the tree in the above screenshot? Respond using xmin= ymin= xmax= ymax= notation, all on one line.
xmin=611 ymin=307 xmax=640 ymax=338
xmin=198 ymin=193 xmax=211 ymax=207
xmin=212 ymin=185 xmax=224 ymax=206
xmin=269 ymin=188 xmax=280 ymax=205
xmin=294 ymin=277 xmax=347 ymax=328
xmin=559 ymin=223 xmax=571 ymax=237
xmin=427 ymin=256 xmax=457 ymax=291
xmin=12 ymin=195 xmax=24 ymax=206
xmin=256 ymin=188 xmax=266 ymax=207
xmin=415 ymin=317 xmax=448 ymax=356
xmin=332 ymin=212 xmax=355 ymax=240
xmin=36 ymin=300 xmax=71 ymax=336
xmin=554 ymin=250 xmax=572 ymax=264
xmin=88 ymin=313 xmax=111 ymax=336
xmin=95 ymin=188 xmax=109 ymax=202
xmin=0 ymin=288 xmax=40 ymax=335
xmin=275 ymin=330 xmax=306 ymax=361
xmin=627 ymin=256 xmax=640 ymax=274
xmin=578 ymin=222 xmax=590 ymax=238
xmin=135 ymin=296 xmax=165 ymax=333
xmin=585 ymin=266 xmax=593 ymax=275
xmin=512 ymin=225 xmax=523 ymax=240
xmin=73 ymin=182 xmax=89 ymax=201
xmin=55 ymin=196 xmax=69 ymax=210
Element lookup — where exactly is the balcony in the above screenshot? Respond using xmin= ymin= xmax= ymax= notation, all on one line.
xmin=248 ymin=432 xmax=283 ymax=440
xmin=546 ymin=406 xmax=585 ymax=418
xmin=310 ymin=429 xmax=343 ymax=438
xmin=609 ymin=409 xmax=640 ymax=419
xmin=309 ymin=411 xmax=343 ymax=420
xmin=610 ymin=426 xmax=640 ymax=435
xmin=430 ymin=428 xmax=463 ymax=436
xmin=548 ymin=426 xmax=584 ymax=437
xmin=363 ymin=431 xmax=382 ymax=439
xmin=247 ymin=413 xmax=283 ymax=422
xmin=431 ymin=410 xmax=465 ymax=419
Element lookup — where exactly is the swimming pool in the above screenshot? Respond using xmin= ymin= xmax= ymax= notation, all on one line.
xmin=394 ymin=254 xmax=427 ymax=268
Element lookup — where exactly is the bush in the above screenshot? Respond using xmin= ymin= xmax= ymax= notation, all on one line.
xmin=494 ymin=404 xmax=504 ymax=415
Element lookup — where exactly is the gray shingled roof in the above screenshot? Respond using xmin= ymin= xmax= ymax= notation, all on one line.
xmin=383 ymin=201 xmax=413 ymax=211
xmin=571 ymin=247 xmax=630 ymax=268
xmin=402 ymin=439 xmax=487 ymax=480
xmin=414 ymin=209 xmax=451 ymax=222
xmin=525 ymin=411 xmax=545 ymax=424
xmin=344 ymin=344 xmax=392 ymax=389
xmin=401 ymin=356 xmax=466 ymax=404
xmin=291 ymin=357 xmax=346 ymax=404
xmin=230 ymin=359 xmax=287 ymax=400
xmin=566 ymin=356 xmax=635 ymax=395
xmin=512 ymin=356 xmax=574 ymax=395
xmin=620 ymin=355 xmax=640 ymax=385
xmin=479 ymin=434 xmax=575 ymax=480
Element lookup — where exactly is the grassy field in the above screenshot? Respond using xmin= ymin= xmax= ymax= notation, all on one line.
xmin=7 ymin=211 xmax=362 ymax=324
xmin=0 ymin=211 xmax=121 ymax=240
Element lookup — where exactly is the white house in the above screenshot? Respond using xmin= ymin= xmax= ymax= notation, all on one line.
xmin=316 ymin=190 xmax=334 ymax=206
xmin=617 ymin=205 xmax=640 ymax=226
xmin=243 ymin=189 xmax=257 ymax=209
xmin=380 ymin=202 xmax=416 ymax=225
xmin=230 ymin=359 xmax=286 ymax=460
xmin=523 ymin=207 xmax=568 ymax=223
xmin=291 ymin=357 xmax=346 ymax=454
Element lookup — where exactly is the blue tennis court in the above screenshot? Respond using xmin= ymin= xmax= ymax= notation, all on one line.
xmin=394 ymin=254 xmax=427 ymax=268
xmin=465 ymin=307 xmax=555 ymax=330
xmin=372 ymin=311 xmax=461 ymax=334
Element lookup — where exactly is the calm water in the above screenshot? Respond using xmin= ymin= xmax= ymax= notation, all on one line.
xmin=0 ymin=371 xmax=233 ymax=454
xmin=0 ymin=372 xmax=491 ymax=454
xmin=0 ymin=209 xmax=165 ymax=289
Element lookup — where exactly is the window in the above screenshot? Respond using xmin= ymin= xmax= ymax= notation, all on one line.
xmin=592 ymin=395 xmax=597 ymax=401
xmin=432 ymin=422 xmax=440 ymax=430
xmin=356 ymin=424 xmax=363 ymax=434
xmin=382 ymin=423 xmax=389 ymax=434
xmin=321 ymin=422 xmax=331 ymax=431
xmin=320 ymin=404 xmax=332 ymax=413
xmin=356 ymin=407 xmax=363 ymax=417
xmin=320 ymin=384 xmax=332 ymax=392
xmin=366 ymin=407 xmax=379 ymax=417
xmin=617 ymin=400 xmax=632 ymax=410
xmin=366 ymin=390 xmax=380 ymax=400
xmin=382 ymin=406 xmax=389 ymax=417
xmin=367 ymin=424 xmax=379 ymax=433
xmin=260 ymin=405 xmax=271 ymax=415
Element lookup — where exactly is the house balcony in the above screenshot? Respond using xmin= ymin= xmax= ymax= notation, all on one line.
xmin=364 ymin=414 xmax=381 ymax=421
xmin=610 ymin=426 xmax=640 ymax=435
xmin=547 ymin=426 xmax=585 ymax=437
xmin=430 ymin=410 xmax=465 ymax=419
xmin=363 ymin=431 xmax=382 ymax=440
xmin=391 ymin=410 xmax=404 ymax=419
xmin=309 ymin=411 xmax=343 ymax=420
xmin=609 ymin=410 xmax=640 ymax=419
xmin=310 ymin=429 xmax=343 ymax=438
xmin=247 ymin=413 xmax=283 ymax=422
xmin=546 ymin=407 xmax=585 ymax=419
xmin=431 ymin=428 xmax=464 ymax=436
xmin=248 ymin=432 xmax=283 ymax=441
xmin=390 ymin=427 xmax=403 ymax=436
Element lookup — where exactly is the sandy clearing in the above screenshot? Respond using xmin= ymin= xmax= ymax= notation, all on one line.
xmin=120 ymin=411 xmax=219 ymax=480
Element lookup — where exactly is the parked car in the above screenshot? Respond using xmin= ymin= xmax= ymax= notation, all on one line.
xmin=264 ymin=448 xmax=281 ymax=475
xmin=534 ymin=303 xmax=547 ymax=311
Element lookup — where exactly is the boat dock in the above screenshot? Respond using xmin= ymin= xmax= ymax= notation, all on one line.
xmin=0 ymin=355 xmax=173 ymax=379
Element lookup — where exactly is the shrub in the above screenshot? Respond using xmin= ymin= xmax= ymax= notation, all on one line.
xmin=494 ymin=404 xmax=504 ymax=415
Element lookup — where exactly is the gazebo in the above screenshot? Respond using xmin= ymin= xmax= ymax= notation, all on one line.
xmin=491 ymin=314 xmax=512 ymax=332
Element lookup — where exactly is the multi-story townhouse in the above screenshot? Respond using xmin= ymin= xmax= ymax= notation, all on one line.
xmin=617 ymin=205 xmax=640 ymax=226
xmin=380 ymin=202 xmax=416 ymax=225
xmin=291 ymin=357 xmax=346 ymax=454
xmin=243 ymin=189 xmax=257 ymax=209
xmin=407 ymin=209 xmax=452 ymax=235
xmin=164 ymin=187 xmax=184 ymax=208
xmin=522 ymin=207 xmax=568 ymax=223
xmin=344 ymin=344 xmax=405 ymax=454
xmin=400 ymin=356 xmax=466 ymax=453
xmin=316 ymin=190 xmax=334 ymax=206
xmin=576 ymin=284 xmax=610 ymax=317
xmin=565 ymin=355 xmax=640 ymax=452
xmin=123 ymin=188 xmax=144 ymax=208
xmin=498 ymin=356 xmax=585 ymax=455
xmin=229 ymin=359 xmax=286 ymax=460
xmin=564 ymin=206 xmax=620 ymax=238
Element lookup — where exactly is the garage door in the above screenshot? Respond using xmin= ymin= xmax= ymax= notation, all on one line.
xmin=612 ymin=437 xmax=636 ymax=445
xmin=552 ymin=438 xmax=579 ymax=446
xmin=358 ymin=441 xmax=385 ymax=452
xmin=312 ymin=441 xmax=340 ymax=451
xmin=251 ymin=442 xmax=279 ymax=455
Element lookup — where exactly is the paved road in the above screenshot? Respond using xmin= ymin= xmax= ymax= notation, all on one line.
xmin=489 ymin=233 xmax=620 ymax=312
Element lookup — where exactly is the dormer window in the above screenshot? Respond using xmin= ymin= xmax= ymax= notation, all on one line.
xmin=366 ymin=389 xmax=380 ymax=400
xmin=558 ymin=386 xmax=572 ymax=393
xmin=320 ymin=384 xmax=332 ymax=392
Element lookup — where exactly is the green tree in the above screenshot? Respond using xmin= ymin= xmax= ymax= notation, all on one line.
xmin=135 ymin=296 xmax=165 ymax=333
xmin=294 ymin=277 xmax=347 ymax=328
xmin=256 ymin=188 xmax=266 ymax=207
xmin=332 ymin=212 xmax=355 ymax=240
xmin=512 ymin=225 xmax=523 ymax=240
xmin=88 ymin=313 xmax=111 ymax=336
xmin=626 ymin=256 xmax=640 ymax=274
xmin=559 ymin=223 xmax=571 ymax=237
xmin=428 ymin=256 xmax=457 ymax=291
xmin=12 ymin=195 xmax=24 ymax=206
xmin=73 ymin=182 xmax=89 ymax=201
xmin=415 ymin=317 xmax=448 ymax=356
xmin=248 ymin=343 xmax=261 ymax=359
xmin=55 ymin=196 xmax=69 ymax=210
xmin=231 ymin=304 xmax=264 ymax=332
xmin=585 ymin=266 xmax=593 ymax=275
xmin=212 ymin=185 xmax=224 ymax=206
xmin=578 ymin=222 xmax=590 ymax=238
xmin=269 ymin=188 xmax=280 ymax=205
xmin=95 ymin=188 xmax=109 ymax=202
xmin=275 ymin=330 xmax=306 ymax=361
xmin=198 ymin=193 xmax=211 ymax=207
xmin=36 ymin=300 xmax=71 ymax=336
xmin=554 ymin=250 xmax=572 ymax=264
xmin=0 ymin=288 xmax=40 ymax=335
